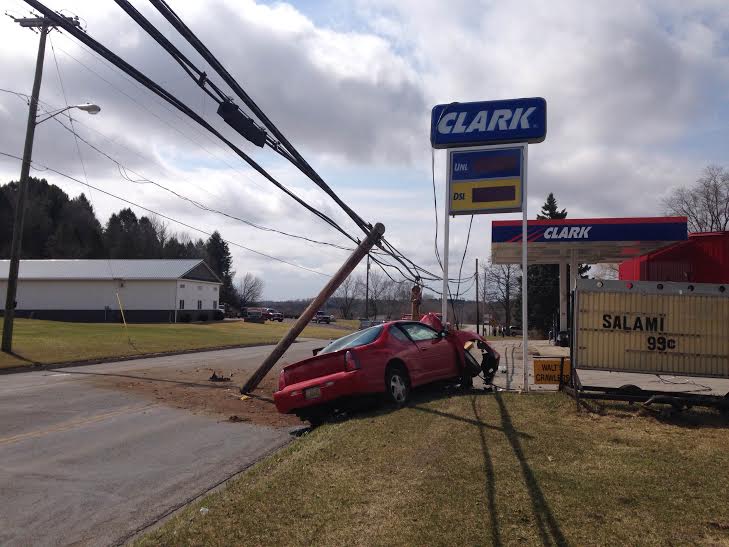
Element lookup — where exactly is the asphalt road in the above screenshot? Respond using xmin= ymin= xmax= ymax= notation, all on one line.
xmin=0 ymin=341 xmax=321 ymax=547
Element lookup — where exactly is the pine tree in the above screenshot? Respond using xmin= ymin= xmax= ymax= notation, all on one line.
xmin=205 ymin=231 xmax=236 ymax=304
xmin=515 ymin=193 xmax=573 ymax=335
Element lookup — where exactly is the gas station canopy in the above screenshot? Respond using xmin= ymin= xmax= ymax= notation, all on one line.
xmin=491 ymin=216 xmax=688 ymax=265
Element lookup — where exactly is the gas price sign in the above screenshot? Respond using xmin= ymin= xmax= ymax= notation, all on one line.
xmin=447 ymin=146 xmax=524 ymax=215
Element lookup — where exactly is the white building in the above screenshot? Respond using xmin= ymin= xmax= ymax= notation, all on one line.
xmin=0 ymin=259 xmax=222 ymax=323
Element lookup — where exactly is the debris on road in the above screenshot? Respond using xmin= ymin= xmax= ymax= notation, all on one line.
xmin=209 ymin=371 xmax=231 ymax=382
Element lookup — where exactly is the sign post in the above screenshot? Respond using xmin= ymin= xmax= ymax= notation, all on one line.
xmin=431 ymin=97 xmax=546 ymax=392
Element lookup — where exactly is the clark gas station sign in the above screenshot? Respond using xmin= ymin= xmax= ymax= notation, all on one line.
xmin=431 ymin=97 xmax=547 ymax=149
xmin=430 ymin=97 xmax=547 ymax=391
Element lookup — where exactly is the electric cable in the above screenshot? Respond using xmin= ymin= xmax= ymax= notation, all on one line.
xmin=23 ymin=0 xmax=359 ymax=246
xmin=49 ymin=115 xmax=357 ymax=252
xmin=144 ymin=0 xmax=447 ymax=285
xmin=0 ymin=150 xmax=332 ymax=277
xmin=22 ymin=1 xmax=469 ymax=287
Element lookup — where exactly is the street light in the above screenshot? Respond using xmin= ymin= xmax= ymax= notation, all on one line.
xmin=1 ymin=17 xmax=102 ymax=353
xmin=36 ymin=103 xmax=101 ymax=124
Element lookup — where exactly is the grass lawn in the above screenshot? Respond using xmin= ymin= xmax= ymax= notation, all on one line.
xmin=139 ymin=391 xmax=729 ymax=546
xmin=0 ymin=318 xmax=352 ymax=369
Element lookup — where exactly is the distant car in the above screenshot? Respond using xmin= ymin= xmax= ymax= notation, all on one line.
xmin=274 ymin=313 xmax=500 ymax=423
xmin=312 ymin=310 xmax=331 ymax=324
xmin=264 ymin=308 xmax=284 ymax=322
xmin=508 ymin=325 xmax=523 ymax=336
xmin=240 ymin=307 xmax=265 ymax=323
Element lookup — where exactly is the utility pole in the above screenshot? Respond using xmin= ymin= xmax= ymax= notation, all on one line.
xmin=364 ymin=253 xmax=370 ymax=320
xmin=475 ymin=258 xmax=480 ymax=336
xmin=2 ymin=14 xmax=81 ymax=353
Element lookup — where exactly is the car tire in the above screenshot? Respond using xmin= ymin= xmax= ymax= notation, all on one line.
xmin=460 ymin=374 xmax=473 ymax=390
xmin=385 ymin=365 xmax=410 ymax=406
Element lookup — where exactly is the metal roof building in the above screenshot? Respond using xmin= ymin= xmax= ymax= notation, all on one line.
xmin=0 ymin=259 xmax=222 ymax=323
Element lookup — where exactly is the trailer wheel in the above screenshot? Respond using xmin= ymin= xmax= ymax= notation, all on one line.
xmin=619 ymin=384 xmax=642 ymax=406
xmin=721 ymin=393 xmax=729 ymax=416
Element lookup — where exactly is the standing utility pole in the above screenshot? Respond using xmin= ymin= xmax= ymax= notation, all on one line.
xmin=2 ymin=14 xmax=81 ymax=353
xmin=364 ymin=253 xmax=370 ymax=320
xmin=475 ymin=258 xmax=480 ymax=336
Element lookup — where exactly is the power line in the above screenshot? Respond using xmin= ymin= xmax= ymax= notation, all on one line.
xmin=23 ymin=0 xmax=364 ymax=248
xmin=49 ymin=35 xmax=119 ymax=283
xmin=143 ymin=0 xmax=445 ymax=285
xmin=20 ymin=1 xmax=465 ymax=288
xmin=1 ymin=85 xmax=469 ymax=285
xmin=49 ymin=115 xmax=357 ymax=252
xmin=0 ymin=150 xmax=332 ymax=277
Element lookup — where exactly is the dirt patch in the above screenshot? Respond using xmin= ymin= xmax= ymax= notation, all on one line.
xmin=87 ymin=364 xmax=301 ymax=428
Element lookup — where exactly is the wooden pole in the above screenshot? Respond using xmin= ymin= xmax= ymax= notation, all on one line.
xmin=2 ymin=21 xmax=48 ymax=353
xmin=241 ymin=223 xmax=385 ymax=394
xmin=475 ymin=258 xmax=480 ymax=336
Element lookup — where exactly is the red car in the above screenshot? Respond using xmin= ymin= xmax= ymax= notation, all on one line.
xmin=274 ymin=313 xmax=500 ymax=423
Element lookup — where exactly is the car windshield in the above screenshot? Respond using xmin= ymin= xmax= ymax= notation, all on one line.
xmin=318 ymin=325 xmax=383 ymax=355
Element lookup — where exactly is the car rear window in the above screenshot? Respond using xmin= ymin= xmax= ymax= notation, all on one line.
xmin=318 ymin=326 xmax=383 ymax=355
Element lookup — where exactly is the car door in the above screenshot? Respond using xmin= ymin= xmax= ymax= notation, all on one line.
xmin=399 ymin=323 xmax=455 ymax=383
xmin=387 ymin=324 xmax=427 ymax=386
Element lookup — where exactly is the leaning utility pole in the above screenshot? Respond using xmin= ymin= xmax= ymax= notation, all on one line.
xmin=2 ymin=14 xmax=82 ymax=353
xmin=241 ymin=223 xmax=385 ymax=394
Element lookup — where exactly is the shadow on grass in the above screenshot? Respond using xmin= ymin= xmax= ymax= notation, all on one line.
xmin=576 ymin=397 xmax=729 ymax=430
xmin=1 ymin=351 xmax=35 ymax=366
xmin=470 ymin=395 xmax=502 ymax=547
xmin=494 ymin=391 xmax=568 ymax=546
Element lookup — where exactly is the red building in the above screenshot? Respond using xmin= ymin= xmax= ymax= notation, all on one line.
xmin=619 ymin=231 xmax=729 ymax=283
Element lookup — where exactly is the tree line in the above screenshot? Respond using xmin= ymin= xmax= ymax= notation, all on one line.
xmin=1 ymin=176 xmax=237 ymax=304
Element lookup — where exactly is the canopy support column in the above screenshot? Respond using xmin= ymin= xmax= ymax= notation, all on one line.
xmin=559 ymin=261 xmax=568 ymax=331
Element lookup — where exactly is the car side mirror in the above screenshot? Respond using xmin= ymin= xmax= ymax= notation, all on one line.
xmin=312 ymin=347 xmax=324 ymax=356
xmin=438 ymin=330 xmax=447 ymax=339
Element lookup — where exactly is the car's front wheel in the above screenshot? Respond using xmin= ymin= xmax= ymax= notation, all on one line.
xmin=385 ymin=366 xmax=410 ymax=406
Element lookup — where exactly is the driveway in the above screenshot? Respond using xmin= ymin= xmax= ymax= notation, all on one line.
xmin=0 ymin=341 xmax=320 ymax=546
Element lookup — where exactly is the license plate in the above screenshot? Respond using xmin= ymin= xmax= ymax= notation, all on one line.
xmin=304 ymin=387 xmax=321 ymax=400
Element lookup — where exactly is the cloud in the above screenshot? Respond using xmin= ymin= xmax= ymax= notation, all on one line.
xmin=1 ymin=0 xmax=728 ymax=300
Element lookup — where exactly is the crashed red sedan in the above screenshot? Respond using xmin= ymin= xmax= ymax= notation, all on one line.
xmin=274 ymin=313 xmax=500 ymax=422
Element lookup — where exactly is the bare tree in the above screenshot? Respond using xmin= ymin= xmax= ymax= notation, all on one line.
xmin=362 ymin=270 xmax=388 ymax=319
xmin=381 ymin=279 xmax=409 ymax=319
xmin=663 ymin=165 xmax=729 ymax=233
xmin=148 ymin=215 xmax=169 ymax=248
xmin=482 ymin=261 xmax=519 ymax=327
xmin=238 ymin=273 xmax=264 ymax=308
xmin=334 ymin=274 xmax=358 ymax=319
xmin=592 ymin=263 xmax=619 ymax=280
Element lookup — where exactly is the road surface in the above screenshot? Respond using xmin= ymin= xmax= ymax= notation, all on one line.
xmin=0 ymin=341 xmax=321 ymax=547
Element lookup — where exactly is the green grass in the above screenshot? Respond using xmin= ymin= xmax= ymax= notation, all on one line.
xmin=0 ymin=318 xmax=352 ymax=369
xmin=138 ymin=392 xmax=729 ymax=546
